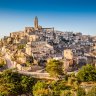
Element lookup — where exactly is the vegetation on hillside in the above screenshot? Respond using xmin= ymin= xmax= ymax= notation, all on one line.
xmin=0 ymin=69 xmax=36 ymax=96
xmin=0 ymin=64 xmax=96 ymax=96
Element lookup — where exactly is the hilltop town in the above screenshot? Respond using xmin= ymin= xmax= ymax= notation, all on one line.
xmin=0 ymin=16 xmax=96 ymax=72
xmin=0 ymin=17 xmax=96 ymax=96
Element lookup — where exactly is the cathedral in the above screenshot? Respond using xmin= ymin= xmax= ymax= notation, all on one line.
xmin=10 ymin=16 xmax=55 ymax=42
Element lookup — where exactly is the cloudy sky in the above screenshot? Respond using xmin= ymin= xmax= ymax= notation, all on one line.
xmin=0 ymin=0 xmax=96 ymax=37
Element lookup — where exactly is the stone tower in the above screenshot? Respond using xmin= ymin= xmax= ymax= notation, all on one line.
xmin=34 ymin=16 xmax=38 ymax=29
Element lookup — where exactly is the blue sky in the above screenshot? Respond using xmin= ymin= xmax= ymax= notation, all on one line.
xmin=0 ymin=0 xmax=96 ymax=38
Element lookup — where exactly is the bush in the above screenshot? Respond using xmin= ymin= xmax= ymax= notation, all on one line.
xmin=77 ymin=64 xmax=96 ymax=82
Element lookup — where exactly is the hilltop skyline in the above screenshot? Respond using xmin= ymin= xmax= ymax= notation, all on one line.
xmin=0 ymin=0 xmax=96 ymax=38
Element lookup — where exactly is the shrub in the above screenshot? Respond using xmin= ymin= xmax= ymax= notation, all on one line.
xmin=77 ymin=64 xmax=96 ymax=82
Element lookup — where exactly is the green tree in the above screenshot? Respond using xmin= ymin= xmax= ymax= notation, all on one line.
xmin=48 ymin=81 xmax=71 ymax=96
xmin=0 ymin=69 xmax=23 ymax=95
xmin=77 ymin=64 xmax=96 ymax=82
xmin=2 ymin=69 xmax=21 ymax=84
xmin=76 ymin=87 xmax=86 ymax=96
xmin=46 ymin=59 xmax=63 ymax=77
xmin=33 ymin=81 xmax=49 ymax=96
xmin=20 ymin=75 xmax=35 ymax=94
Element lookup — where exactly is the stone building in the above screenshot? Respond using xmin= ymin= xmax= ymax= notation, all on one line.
xmin=63 ymin=49 xmax=75 ymax=71
xmin=25 ymin=42 xmax=32 ymax=56
xmin=10 ymin=31 xmax=24 ymax=38
xmin=64 ymin=49 xmax=73 ymax=60
xmin=28 ymin=35 xmax=39 ymax=42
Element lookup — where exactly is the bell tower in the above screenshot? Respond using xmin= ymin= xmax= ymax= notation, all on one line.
xmin=34 ymin=16 xmax=38 ymax=30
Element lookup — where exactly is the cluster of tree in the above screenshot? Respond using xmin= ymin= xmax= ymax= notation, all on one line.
xmin=46 ymin=59 xmax=96 ymax=82
xmin=33 ymin=80 xmax=96 ymax=96
xmin=0 ymin=69 xmax=36 ymax=96
xmin=0 ymin=62 xmax=96 ymax=96
xmin=77 ymin=64 xmax=96 ymax=82
xmin=33 ymin=80 xmax=73 ymax=96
